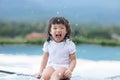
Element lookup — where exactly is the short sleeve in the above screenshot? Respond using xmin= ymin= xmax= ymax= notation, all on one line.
xmin=68 ymin=41 xmax=76 ymax=54
xmin=42 ymin=41 xmax=49 ymax=52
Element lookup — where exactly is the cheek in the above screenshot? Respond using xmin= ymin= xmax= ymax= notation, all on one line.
xmin=50 ymin=30 xmax=54 ymax=35
xmin=49 ymin=30 xmax=52 ymax=36
xmin=49 ymin=29 xmax=53 ymax=34
xmin=65 ymin=30 xmax=67 ymax=34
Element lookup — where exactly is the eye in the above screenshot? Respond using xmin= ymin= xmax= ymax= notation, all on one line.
xmin=53 ymin=27 xmax=57 ymax=29
xmin=61 ymin=27 xmax=65 ymax=29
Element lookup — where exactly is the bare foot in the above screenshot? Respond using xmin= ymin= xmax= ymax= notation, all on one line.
xmin=32 ymin=73 xmax=41 ymax=79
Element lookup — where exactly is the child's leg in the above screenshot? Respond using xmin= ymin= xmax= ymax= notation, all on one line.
xmin=41 ymin=66 xmax=55 ymax=80
xmin=50 ymin=67 xmax=67 ymax=80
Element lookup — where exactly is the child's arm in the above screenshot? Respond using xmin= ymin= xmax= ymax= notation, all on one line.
xmin=64 ymin=53 xmax=76 ymax=78
xmin=68 ymin=53 xmax=76 ymax=72
xmin=33 ymin=52 xmax=49 ymax=78
xmin=39 ymin=52 xmax=49 ymax=75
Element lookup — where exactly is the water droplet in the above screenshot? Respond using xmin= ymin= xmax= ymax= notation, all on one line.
xmin=75 ymin=24 xmax=78 ymax=26
xmin=56 ymin=11 xmax=60 ymax=15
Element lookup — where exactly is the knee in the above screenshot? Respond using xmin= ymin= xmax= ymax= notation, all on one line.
xmin=50 ymin=72 xmax=62 ymax=80
xmin=41 ymin=73 xmax=50 ymax=80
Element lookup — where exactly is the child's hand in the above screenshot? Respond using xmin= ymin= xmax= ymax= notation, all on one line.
xmin=64 ymin=69 xmax=72 ymax=78
xmin=32 ymin=73 xmax=41 ymax=79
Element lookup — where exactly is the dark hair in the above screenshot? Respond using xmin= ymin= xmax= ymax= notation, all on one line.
xmin=47 ymin=16 xmax=71 ymax=42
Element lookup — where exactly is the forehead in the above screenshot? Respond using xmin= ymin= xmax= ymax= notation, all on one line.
xmin=51 ymin=24 xmax=66 ymax=27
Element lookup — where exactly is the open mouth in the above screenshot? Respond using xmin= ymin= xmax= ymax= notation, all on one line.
xmin=55 ymin=34 xmax=62 ymax=38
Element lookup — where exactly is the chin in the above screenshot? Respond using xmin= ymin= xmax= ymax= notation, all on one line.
xmin=55 ymin=39 xmax=63 ymax=42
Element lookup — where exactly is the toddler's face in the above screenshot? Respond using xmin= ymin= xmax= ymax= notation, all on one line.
xmin=50 ymin=24 xmax=67 ymax=42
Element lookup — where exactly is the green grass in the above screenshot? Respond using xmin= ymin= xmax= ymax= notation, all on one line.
xmin=0 ymin=37 xmax=120 ymax=46
xmin=72 ymin=37 xmax=120 ymax=46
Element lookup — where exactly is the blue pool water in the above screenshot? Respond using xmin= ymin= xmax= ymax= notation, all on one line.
xmin=0 ymin=44 xmax=120 ymax=61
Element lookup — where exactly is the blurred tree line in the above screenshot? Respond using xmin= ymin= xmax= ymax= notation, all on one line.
xmin=0 ymin=21 xmax=46 ymax=38
xmin=0 ymin=21 xmax=120 ymax=39
xmin=71 ymin=24 xmax=120 ymax=39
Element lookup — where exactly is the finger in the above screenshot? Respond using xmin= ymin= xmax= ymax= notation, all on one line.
xmin=64 ymin=73 xmax=71 ymax=78
xmin=64 ymin=72 xmax=68 ymax=77
xmin=64 ymin=75 xmax=71 ymax=79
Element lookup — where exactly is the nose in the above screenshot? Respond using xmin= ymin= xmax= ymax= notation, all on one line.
xmin=56 ymin=28 xmax=61 ymax=32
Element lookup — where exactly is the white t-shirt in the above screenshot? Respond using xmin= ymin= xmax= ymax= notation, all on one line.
xmin=42 ymin=39 xmax=76 ymax=68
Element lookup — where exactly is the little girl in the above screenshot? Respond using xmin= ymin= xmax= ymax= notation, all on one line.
xmin=34 ymin=16 xmax=76 ymax=80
